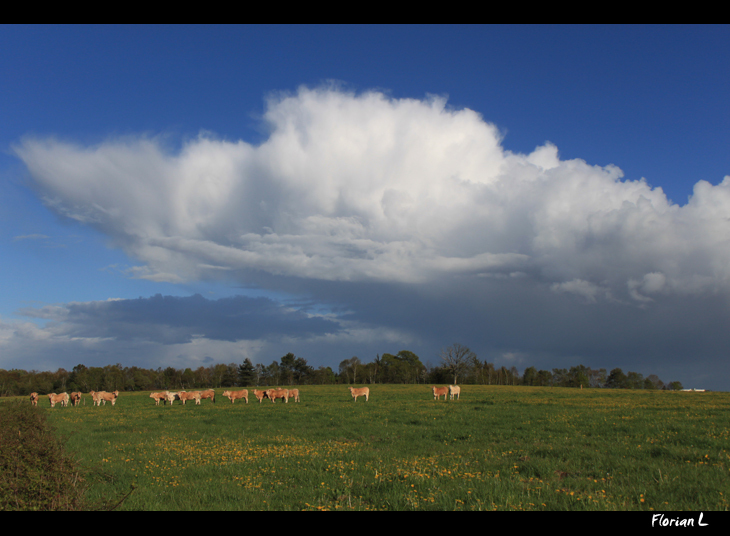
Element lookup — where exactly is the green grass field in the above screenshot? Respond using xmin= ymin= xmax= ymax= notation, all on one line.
xmin=5 ymin=385 xmax=729 ymax=510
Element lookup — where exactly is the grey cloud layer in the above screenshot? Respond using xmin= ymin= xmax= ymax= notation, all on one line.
xmin=17 ymin=294 xmax=339 ymax=345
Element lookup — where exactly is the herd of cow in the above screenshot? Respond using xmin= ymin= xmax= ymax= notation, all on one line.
xmin=149 ymin=388 xmax=302 ymax=405
xmin=30 ymin=385 xmax=462 ymax=407
xmin=149 ymin=389 xmax=216 ymax=405
xmin=432 ymin=385 xmax=461 ymax=401
xmin=30 ymin=390 xmax=119 ymax=407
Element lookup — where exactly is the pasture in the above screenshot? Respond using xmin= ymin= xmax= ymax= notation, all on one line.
xmin=4 ymin=385 xmax=729 ymax=510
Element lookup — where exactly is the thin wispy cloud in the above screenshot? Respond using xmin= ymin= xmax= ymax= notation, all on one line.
xmin=13 ymin=234 xmax=49 ymax=241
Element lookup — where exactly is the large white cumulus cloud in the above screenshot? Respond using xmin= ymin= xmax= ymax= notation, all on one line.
xmin=15 ymin=86 xmax=730 ymax=302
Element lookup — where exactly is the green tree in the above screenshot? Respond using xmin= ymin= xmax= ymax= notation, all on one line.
xmin=498 ymin=366 xmax=514 ymax=385
xmin=379 ymin=354 xmax=400 ymax=383
xmin=379 ymin=352 xmax=423 ymax=383
xmin=280 ymin=353 xmax=297 ymax=384
xmin=364 ymin=361 xmax=378 ymax=384
xmin=510 ymin=366 xmax=520 ymax=386
xmin=551 ymin=368 xmax=568 ymax=387
xmin=238 ymin=358 xmax=256 ymax=386
xmin=536 ymin=369 xmax=553 ymax=386
xmin=292 ymin=356 xmax=313 ymax=384
xmin=645 ymin=374 xmax=664 ymax=390
xmin=567 ymin=365 xmax=591 ymax=388
xmin=181 ymin=368 xmax=195 ymax=389
xmin=131 ymin=367 xmax=154 ymax=391
xmin=208 ymin=364 xmax=225 ymax=388
xmin=606 ymin=368 xmax=628 ymax=389
xmin=427 ymin=365 xmax=451 ymax=384
xmin=194 ymin=366 xmax=212 ymax=388
xmin=312 ymin=366 xmax=336 ymax=384
xmin=52 ymin=368 xmax=69 ymax=393
xmin=163 ymin=367 xmax=179 ymax=389
xmin=378 ymin=351 xmax=425 ymax=384
xmin=266 ymin=361 xmax=281 ymax=385
xmin=626 ymin=371 xmax=644 ymax=389
xmin=222 ymin=364 xmax=238 ymax=387
xmin=522 ymin=366 xmax=538 ymax=386
xmin=31 ymin=372 xmax=54 ymax=395
xmin=0 ymin=370 xmax=20 ymax=397
xmin=101 ymin=364 xmax=125 ymax=391
xmin=69 ymin=364 xmax=91 ymax=392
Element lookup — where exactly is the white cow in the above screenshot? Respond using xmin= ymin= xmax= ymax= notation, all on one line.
xmin=165 ymin=392 xmax=182 ymax=405
xmin=48 ymin=392 xmax=69 ymax=407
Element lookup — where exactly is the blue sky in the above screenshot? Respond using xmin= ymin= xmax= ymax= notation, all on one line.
xmin=1 ymin=25 xmax=729 ymax=390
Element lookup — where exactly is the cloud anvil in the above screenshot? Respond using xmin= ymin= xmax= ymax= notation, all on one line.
xmin=15 ymin=87 xmax=730 ymax=303
xmin=9 ymin=85 xmax=730 ymax=390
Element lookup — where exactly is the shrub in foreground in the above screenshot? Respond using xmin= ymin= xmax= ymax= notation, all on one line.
xmin=0 ymin=401 xmax=88 ymax=510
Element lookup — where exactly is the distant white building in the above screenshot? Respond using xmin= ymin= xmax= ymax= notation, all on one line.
xmin=681 ymin=388 xmax=706 ymax=392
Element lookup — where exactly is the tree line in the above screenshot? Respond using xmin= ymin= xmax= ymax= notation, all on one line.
xmin=0 ymin=344 xmax=683 ymax=397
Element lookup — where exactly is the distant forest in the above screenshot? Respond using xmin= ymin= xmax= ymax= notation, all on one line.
xmin=0 ymin=345 xmax=683 ymax=397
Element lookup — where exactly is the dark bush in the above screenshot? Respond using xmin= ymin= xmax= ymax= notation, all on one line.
xmin=0 ymin=401 xmax=88 ymax=510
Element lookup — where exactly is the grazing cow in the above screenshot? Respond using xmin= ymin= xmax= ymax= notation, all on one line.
xmin=199 ymin=389 xmax=216 ymax=404
xmin=253 ymin=389 xmax=268 ymax=403
xmin=48 ymin=392 xmax=69 ymax=408
xmin=99 ymin=390 xmax=119 ymax=406
xmin=70 ymin=392 xmax=82 ymax=407
xmin=449 ymin=385 xmax=461 ymax=400
xmin=165 ymin=392 xmax=182 ymax=405
xmin=90 ymin=391 xmax=103 ymax=406
xmin=266 ymin=388 xmax=289 ymax=403
xmin=432 ymin=386 xmax=449 ymax=401
xmin=349 ymin=386 xmax=369 ymax=402
xmin=188 ymin=391 xmax=203 ymax=405
xmin=30 ymin=392 xmax=39 ymax=406
xmin=150 ymin=392 xmax=168 ymax=406
xmin=288 ymin=388 xmax=300 ymax=403
xmin=222 ymin=389 xmax=249 ymax=404
xmin=177 ymin=391 xmax=202 ymax=405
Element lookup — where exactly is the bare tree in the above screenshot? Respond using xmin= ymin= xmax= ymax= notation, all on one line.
xmin=350 ymin=356 xmax=361 ymax=384
xmin=439 ymin=343 xmax=476 ymax=385
xmin=339 ymin=357 xmax=361 ymax=384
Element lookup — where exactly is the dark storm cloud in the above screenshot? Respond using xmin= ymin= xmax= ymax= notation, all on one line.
xmin=17 ymin=293 xmax=340 ymax=345
xmin=11 ymin=86 xmax=730 ymax=390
